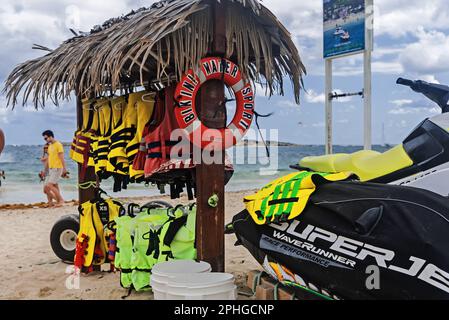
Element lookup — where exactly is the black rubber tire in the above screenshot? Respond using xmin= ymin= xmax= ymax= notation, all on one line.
xmin=50 ymin=214 xmax=79 ymax=262
xmin=142 ymin=200 xmax=173 ymax=210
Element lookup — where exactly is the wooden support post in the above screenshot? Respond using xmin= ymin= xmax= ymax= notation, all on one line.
xmin=195 ymin=0 xmax=227 ymax=272
xmin=76 ymin=94 xmax=97 ymax=204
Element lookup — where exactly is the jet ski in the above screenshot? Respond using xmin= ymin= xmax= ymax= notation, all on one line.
xmin=231 ymin=180 xmax=449 ymax=300
xmin=292 ymin=78 xmax=449 ymax=197
xmin=228 ymin=78 xmax=449 ymax=300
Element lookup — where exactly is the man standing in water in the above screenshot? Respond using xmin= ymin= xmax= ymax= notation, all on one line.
xmin=42 ymin=130 xmax=67 ymax=207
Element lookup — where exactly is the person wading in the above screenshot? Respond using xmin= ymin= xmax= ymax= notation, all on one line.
xmin=42 ymin=130 xmax=67 ymax=207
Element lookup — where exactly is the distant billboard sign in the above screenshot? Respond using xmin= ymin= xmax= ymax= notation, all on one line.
xmin=323 ymin=0 xmax=366 ymax=59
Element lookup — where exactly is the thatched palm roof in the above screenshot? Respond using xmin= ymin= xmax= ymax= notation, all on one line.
xmin=4 ymin=0 xmax=306 ymax=108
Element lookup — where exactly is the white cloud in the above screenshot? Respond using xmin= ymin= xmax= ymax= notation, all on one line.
xmin=0 ymin=1 xmax=158 ymax=81
xmin=311 ymin=122 xmax=325 ymax=128
xmin=389 ymin=107 xmax=439 ymax=115
xmin=374 ymin=0 xmax=449 ymax=38
xmin=305 ymin=90 xmax=325 ymax=104
xmin=389 ymin=99 xmax=413 ymax=107
xmin=389 ymin=95 xmax=441 ymax=115
xmin=253 ymin=83 xmax=271 ymax=98
xmin=372 ymin=46 xmax=405 ymax=59
xmin=262 ymin=1 xmax=322 ymax=41
xmin=261 ymin=0 xmax=449 ymax=77
xmin=278 ymin=100 xmax=299 ymax=109
xmin=372 ymin=61 xmax=404 ymax=74
xmin=0 ymin=106 xmax=9 ymax=124
xmin=420 ymin=75 xmax=440 ymax=84
xmin=399 ymin=28 xmax=449 ymax=75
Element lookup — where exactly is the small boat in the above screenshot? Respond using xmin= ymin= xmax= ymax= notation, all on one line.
xmin=334 ymin=26 xmax=345 ymax=36
xmin=340 ymin=31 xmax=350 ymax=41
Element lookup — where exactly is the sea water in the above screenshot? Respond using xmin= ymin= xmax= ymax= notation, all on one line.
xmin=0 ymin=145 xmax=388 ymax=204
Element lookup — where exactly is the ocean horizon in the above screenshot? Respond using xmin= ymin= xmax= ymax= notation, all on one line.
xmin=0 ymin=144 xmax=389 ymax=204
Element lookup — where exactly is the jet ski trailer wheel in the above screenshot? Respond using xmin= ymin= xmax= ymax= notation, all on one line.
xmin=50 ymin=214 xmax=79 ymax=262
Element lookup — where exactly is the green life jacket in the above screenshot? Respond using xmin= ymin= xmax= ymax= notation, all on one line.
xmin=157 ymin=205 xmax=197 ymax=263
xmin=130 ymin=210 xmax=171 ymax=291
xmin=114 ymin=215 xmax=135 ymax=289
xmin=115 ymin=205 xmax=197 ymax=292
xmin=244 ymin=171 xmax=353 ymax=225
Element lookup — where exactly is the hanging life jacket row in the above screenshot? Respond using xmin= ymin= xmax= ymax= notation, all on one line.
xmin=114 ymin=203 xmax=197 ymax=292
xmin=70 ymin=86 xmax=235 ymax=199
xmin=70 ymin=91 xmax=156 ymax=192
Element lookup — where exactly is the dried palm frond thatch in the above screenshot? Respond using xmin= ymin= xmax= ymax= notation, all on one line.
xmin=4 ymin=0 xmax=306 ymax=108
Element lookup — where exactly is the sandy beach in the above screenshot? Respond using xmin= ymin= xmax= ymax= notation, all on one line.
xmin=0 ymin=190 xmax=261 ymax=300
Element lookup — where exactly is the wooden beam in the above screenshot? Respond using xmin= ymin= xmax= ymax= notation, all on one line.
xmin=195 ymin=0 xmax=227 ymax=272
xmin=76 ymin=94 xmax=97 ymax=204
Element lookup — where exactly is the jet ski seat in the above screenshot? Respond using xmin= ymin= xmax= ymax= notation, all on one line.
xmin=299 ymin=145 xmax=414 ymax=181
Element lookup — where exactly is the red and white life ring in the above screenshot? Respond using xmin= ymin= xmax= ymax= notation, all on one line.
xmin=174 ymin=57 xmax=255 ymax=150
xmin=0 ymin=129 xmax=4 ymax=155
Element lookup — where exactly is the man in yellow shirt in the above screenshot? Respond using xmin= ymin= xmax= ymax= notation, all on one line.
xmin=42 ymin=130 xmax=67 ymax=207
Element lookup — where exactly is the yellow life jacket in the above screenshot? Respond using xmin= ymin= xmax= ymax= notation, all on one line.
xmin=127 ymin=92 xmax=156 ymax=180
xmin=70 ymin=98 xmax=89 ymax=164
xmin=94 ymin=99 xmax=113 ymax=176
xmin=244 ymin=171 xmax=353 ymax=225
xmin=70 ymin=99 xmax=99 ymax=168
xmin=74 ymin=200 xmax=105 ymax=269
xmin=97 ymin=198 xmax=124 ymax=253
xmin=74 ymin=198 xmax=124 ymax=271
xmin=107 ymin=97 xmax=129 ymax=175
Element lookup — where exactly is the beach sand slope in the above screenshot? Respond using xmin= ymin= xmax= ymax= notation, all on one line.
xmin=0 ymin=191 xmax=261 ymax=300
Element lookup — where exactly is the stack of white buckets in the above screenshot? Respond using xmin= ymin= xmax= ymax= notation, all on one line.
xmin=151 ymin=260 xmax=237 ymax=300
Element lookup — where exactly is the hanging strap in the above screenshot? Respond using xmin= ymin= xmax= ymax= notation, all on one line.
xmin=253 ymin=111 xmax=274 ymax=158
xmin=186 ymin=180 xmax=194 ymax=201
xmin=162 ymin=215 xmax=188 ymax=247
xmin=156 ymin=214 xmax=189 ymax=261
xmin=84 ymin=106 xmax=95 ymax=132
xmin=143 ymin=230 xmax=161 ymax=259
xmin=105 ymin=101 xmax=114 ymax=136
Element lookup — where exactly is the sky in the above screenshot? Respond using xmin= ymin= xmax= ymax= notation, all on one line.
xmin=1 ymin=0 xmax=449 ymax=146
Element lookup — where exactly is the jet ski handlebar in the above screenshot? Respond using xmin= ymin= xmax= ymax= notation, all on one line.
xmin=396 ymin=78 xmax=414 ymax=87
xmin=396 ymin=77 xmax=449 ymax=113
